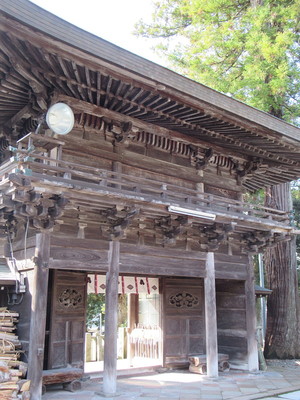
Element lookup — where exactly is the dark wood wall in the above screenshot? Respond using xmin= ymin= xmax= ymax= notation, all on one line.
xmin=216 ymin=280 xmax=248 ymax=365
xmin=162 ymin=277 xmax=205 ymax=366
xmin=64 ymin=129 xmax=241 ymax=195
xmin=47 ymin=237 xmax=248 ymax=280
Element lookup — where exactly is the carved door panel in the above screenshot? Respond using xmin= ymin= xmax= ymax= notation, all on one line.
xmin=163 ymin=277 xmax=205 ymax=367
xmin=48 ymin=270 xmax=87 ymax=369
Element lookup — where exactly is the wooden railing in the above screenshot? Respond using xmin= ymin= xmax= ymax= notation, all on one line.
xmin=0 ymin=150 xmax=289 ymax=225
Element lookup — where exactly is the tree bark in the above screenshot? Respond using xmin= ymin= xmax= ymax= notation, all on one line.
xmin=264 ymin=183 xmax=300 ymax=358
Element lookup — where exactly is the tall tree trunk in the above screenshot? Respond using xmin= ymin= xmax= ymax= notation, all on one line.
xmin=264 ymin=183 xmax=300 ymax=358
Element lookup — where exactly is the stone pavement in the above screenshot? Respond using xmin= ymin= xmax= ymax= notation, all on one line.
xmin=42 ymin=361 xmax=300 ymax=400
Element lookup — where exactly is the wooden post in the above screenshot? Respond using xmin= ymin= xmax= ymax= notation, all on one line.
xmin=204 ymin=252 xmax=218 ymax=377
xmin=102 ymin=240 xmax=120 ymax=396
xmin=245 ymin=255 xmax=259 ymax=371
xmin=28 ymin=232 xmax=50 ymax=400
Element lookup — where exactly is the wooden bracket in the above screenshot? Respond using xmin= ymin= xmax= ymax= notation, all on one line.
xmin=198 ymin=223 xmax=235 ymax=251
xmin=155 ymin=215 xmax=189 ymax=245
xmin=100 ymin=206 xmax=139 ymax=239
xmin=242 ymin=230 xmax=291 ymax=252
xmin=102 ymin=118 xmax=135 ymax=144
xmin=235 ymin=158 xmax=263 ymax=184
xmin=190 ymin=147 xmax=214 ymax=170
xmin=1 ymin=175 xmax=69 ymax=234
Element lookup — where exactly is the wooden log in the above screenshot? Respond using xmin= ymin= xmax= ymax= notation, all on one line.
xmin=21 ymin=391 xmax=30 ymax=400
xmin=103 ymin=240 xmax=120 ymax=396
xmin=204 ymin=252 xmax=219 ymax=378
xmin=27 ymin=233 xmax=50 ymax=400
xmin=189 ymin=353 xmax=229 ymax=372
xmin=42 ymin=368 xmax=83 ymax=385
xmin=63 ymin=379 xmax=82 ymax=392
xmin=0 ymin=389 xmax=18 ymax=399
xmin=18 ymin=379 xmax=30 ymax=392
xmin=189 ymin=364 xmax=207 ymax=375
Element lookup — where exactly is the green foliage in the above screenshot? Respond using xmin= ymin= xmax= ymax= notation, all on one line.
xmin=243 ymin=188 xmax=265 ymax=206
xmin=86 ymin=293 xmax=128 ymax=330
xmin=86 ymin=293 xmax=105 ymax=329
xmin=135 ymin=0 xmax=300 ymax=123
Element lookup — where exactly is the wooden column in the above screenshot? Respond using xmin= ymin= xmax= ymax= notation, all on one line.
xmin=204 ymin=252 xmax=218 ymax=377
xmin=28 ymin=232 xmax=50 ymax=400
xmin=102 ymin=240 xmax=120 ymax=396
xmin=245 ymin=255 xmax=259 ymax=371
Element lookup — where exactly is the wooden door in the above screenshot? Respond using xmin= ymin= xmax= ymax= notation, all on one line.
xmin=48 ymin=270 xmax=87 ymax=369
xmin=163 ymin=277 xmax=205 ymax=367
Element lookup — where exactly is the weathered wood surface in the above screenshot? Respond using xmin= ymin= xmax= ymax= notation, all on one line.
xmin=216 ymin=281 xmax=248 ymax=363
xmin=47 ymin=240 xmax=247 ymax=278
xmin=204 ymin=253 xmax=218 ymax=378
xmin=119 ymin=254 xmax=206 ymax=277
xmin=49 ymin=247 xmax=109 ymax=270
xmin=3 ymin=7 xmax=296 ymax=196
xmin=47 ymin=270 xmax=86 ymax=370
xmin=245 ymin=256 xmax=259 ymax=371
xmin=27 ymin=233 xmax=50 ymax=400
xmin=42 ymin=367 xmax=83 ymax=385
xmin=189 ymin=353 xmax=230 ymax=374
xmin=3 ymin=154 xmax=289 ymax=223
xmin=0 ymin=309 xmax=30 ymax=400
xmin=2 ymin=0 xmax=300 ymax=153
xmin=163 ymin=278 xmax=205 ymax=367
xmin=103 ymin=241 xmax=120 ymax=396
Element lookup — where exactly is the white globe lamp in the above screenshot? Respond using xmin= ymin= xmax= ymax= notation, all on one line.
xmin=46 ymin=102 xmax=74 ymax=135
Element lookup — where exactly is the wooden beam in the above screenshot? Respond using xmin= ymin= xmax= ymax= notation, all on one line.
xmin=102 ymin=240 xmax=120 ymax=396
xmin=56 ymin=94 xmax=248 ymax=162
xmin=2 ymin=5 xmax=300 ymax=145
xmin=58 ymin=95 xmax=300 ymax=168
xmin=204 ymin=252 xmax=218 ymax=377
xmin=27 ymin=232 xmax=50 ymax=400
xmin=245 ymin=255 xmax=259 ymax=371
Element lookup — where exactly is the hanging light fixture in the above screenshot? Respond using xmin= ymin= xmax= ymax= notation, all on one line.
xmin=168 ymin=205 xmax=216 ymax=220
xmin=46 ymin=102 xmax=74 ymax=135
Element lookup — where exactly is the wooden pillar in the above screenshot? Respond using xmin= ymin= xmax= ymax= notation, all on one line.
xmin=28 ymin=232 xmax=50 ymax=400
xmin=102 ymin=240 xmax=120 ymax=396
xmin=204 ymin=252 xmax=218 ymax=377
xmin=245 ymin=255 xmax=259 ymax=371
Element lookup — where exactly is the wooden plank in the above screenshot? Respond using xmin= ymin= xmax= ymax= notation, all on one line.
xmin=204 ymin=252 xmax=218 ymax=377
xmin=215 ymin=262 xmax=247 ymax=280
xmin=50 ymin=237 xmax=109 ymax=251
xmin=214 ymin=254 xmax=248 ymax=263
xmin=27 ymin=233 xmax=50 ymax=400
xmin=119 ymin=253 xmax=206 ymax=277
xmin=47 ymin=270 xmax=86 ymax=370
xmin=103 ymin=241 xmax=120 ymax=396
xmin=49 ymin=247 xmax=109 ymax=270
xmin=245 ymin=256 xmax=259 ymax=371
xmin=120 ymin=243 xmax=206 ymax=260
xmin=162 ymin=277 xmax=204 ymax=367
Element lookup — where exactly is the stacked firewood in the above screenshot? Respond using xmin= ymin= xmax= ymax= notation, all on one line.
xmin=0 ymin=308 xmax=30 ymax=399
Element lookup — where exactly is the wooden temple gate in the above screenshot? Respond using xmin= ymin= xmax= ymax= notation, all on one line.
xmin=1 ymin=1 xmax=300 ymax=399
